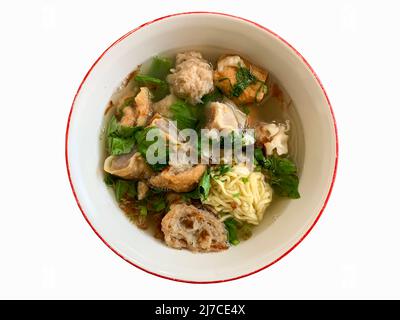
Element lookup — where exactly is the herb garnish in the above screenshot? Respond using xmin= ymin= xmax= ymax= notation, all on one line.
xmin=254 ymin=147 xmax=300 ymax=199
xmin=232 ymin=66 xmax=257 ymax=97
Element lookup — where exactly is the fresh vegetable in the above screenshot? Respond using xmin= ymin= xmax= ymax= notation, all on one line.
xmin=198 ymin=169 xmax=211 ymax=201
xmin=146 ymin=56 xmax=173 ymax=81
xmin=108 ymin=136 xmax=135 ymax=156
xmin=183 ymin=169 xmax=211 ymax=201
xmin=134 ymin=127 xmax=169 ymax=171
xmin=241 ymin=177 xmax=249 ymax=183
xmin=139 ymin=205 xmax=148 ymax=216
xmin=114 ymin=180 xmax=137 ymax=202
xmin=232 ymin=66 xmax=257 ymax=97
xmin=150 ymin=196 xmax=167 ymax=212
xmin=224 ymin=218 xmax=240 ymax=245
xmin=217 ymin=164 xmax=232 ymax=175
xmin=254 ymin=83 xmax=268 ymax=103
xmin=255 ymin=147 xmax=300 ymax=199
xmin=201 ymin=89 xmax=224 ymax=105
xmin=107 ymin=115 xmax=140 ymax=138
xmin=169 ymin=100 xmax=198 ymax=130
xmin=134 ymin=74 xmax=169 ymax=101
xmin=103 ymin=173 xmax=116 ymax=186
xmin=211 ymin=164 xmax=232 ymax=180
xmin=106 ymin=116 xmax=142 ymax=155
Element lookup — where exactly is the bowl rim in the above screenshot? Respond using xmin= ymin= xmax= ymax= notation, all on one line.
xmin=65 ymin=11 xmax=339 ymax=284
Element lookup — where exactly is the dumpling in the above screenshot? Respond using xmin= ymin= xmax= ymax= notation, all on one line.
xmin=104 ymin=152 xmax=153 ymax=179
xmin=206 ymin=100 xmax=246 ymax=132
xmin=255 ymin=121 xmax=290 ymax=155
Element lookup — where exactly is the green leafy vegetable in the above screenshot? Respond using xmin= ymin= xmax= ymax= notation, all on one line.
xmin=224 ymin=218 xmax=240 ymax=245
xmin=254 ymin=83 xmax=268 ymax=103
xmin=134 ymin=74 xmax=169 ymax=101
xmin=254 ymin=147 xmax=266 ymax=165
xmin=134 ymin=127 xmax=169 ymax=171
xmin=150 ymin=196 xmax=167 ymax=212
xmin=139 ymin=205 xmax=148 ymax=216
xmin=169 ymin=100 xmax=198 ymax=130
xmin=270 ymin=174 xmax=300 ymax=199
xmin=255 ymin=147 xmax=300 ymax=199
xmin=241 ymin=177 xmax=249 ymax=183
xmin=107 ymin=115 xmax=140 ymax=138
xmin=218 ymin=164 xmax=231 ymax=175
xmin=183 ymin=169 xmax=211 ymax=201
xmin=149 ymin=187 xmax=165 ymax=194
xmin=146 ymin=56 xmax=173 ymax=80
xmin=201 ymin=89 xmax=224 ymax=105
xmin=232 ymin=66 xmax=257 ymax=97
xmin=212 ymin=164 xmax=231 ymax=180
xmin=198 ymin=169 xmax=211 ymax=201
xmin=108 ymin=136 xmax=135 ymax=156
xmin=106 ymin=116 xmax=142 ymax=155
xmin=114 ymin=180 xmax=136 ymax=202
xmin=104 ymin=173 xmax=116 ymax=187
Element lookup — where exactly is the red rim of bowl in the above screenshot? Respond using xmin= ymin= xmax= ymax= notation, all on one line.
xmin=65 ymin=11 xmax=339 ymax=284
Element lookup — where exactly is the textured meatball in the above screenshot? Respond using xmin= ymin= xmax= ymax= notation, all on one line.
xmin=167 ymin=51 xmax=214 ymax=104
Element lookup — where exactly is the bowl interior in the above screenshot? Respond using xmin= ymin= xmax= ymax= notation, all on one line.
xmin=67 ymin=13 xmax=337 ymax=282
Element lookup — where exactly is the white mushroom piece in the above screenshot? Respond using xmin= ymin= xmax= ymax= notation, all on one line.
xmin=167 ymin=51 xmax=214 ymax=104
xmin=104 ymin=152 xmax=153 ymax=179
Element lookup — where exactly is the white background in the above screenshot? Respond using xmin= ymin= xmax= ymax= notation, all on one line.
xmin=0 ymin=0 xmax=399 ymax=299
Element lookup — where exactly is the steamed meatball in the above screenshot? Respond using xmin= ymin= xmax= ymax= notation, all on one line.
xmin=167 ymin=51 xmax=214 ymax=104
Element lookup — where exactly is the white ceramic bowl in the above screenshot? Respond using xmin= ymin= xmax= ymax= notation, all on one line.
xmin=66 ymin=12 xmax=338 ymax=283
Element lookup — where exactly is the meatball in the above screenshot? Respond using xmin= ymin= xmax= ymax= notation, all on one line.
xmin=167 ymin=51 xmax=214 ymax=104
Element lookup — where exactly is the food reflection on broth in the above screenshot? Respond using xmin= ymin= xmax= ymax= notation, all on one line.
xmin=102 ymin=50 xmax=302 ymax=253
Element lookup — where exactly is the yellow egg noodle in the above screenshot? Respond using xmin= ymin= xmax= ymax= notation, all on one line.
xmin=204 ymin=165 xmax=273 ymax=225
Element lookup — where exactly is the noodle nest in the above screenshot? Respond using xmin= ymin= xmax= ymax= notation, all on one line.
xmin=203 ymin=165 xmax=273 ymax=225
